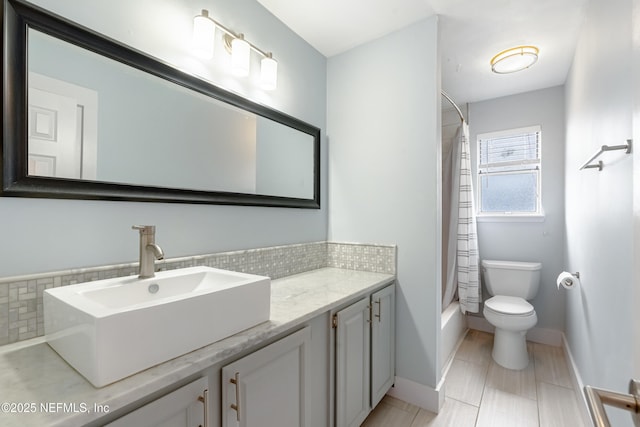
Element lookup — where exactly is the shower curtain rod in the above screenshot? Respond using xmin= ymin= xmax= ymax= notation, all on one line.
xmin=441 ymin=91 xmax=465 ymax=123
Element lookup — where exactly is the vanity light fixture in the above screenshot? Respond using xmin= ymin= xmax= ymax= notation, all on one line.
xmin=192 ymin=9 xmax=278 ymax=90
xmin=260 ymin=53 xmax=278 ymax=91
xmin=192 ymin=10 xmax=216 ymax=59
xmin=490 ymin=45 xmax=539 ymax=74
xmin=231 ymin=34 xmax=250 ymax=76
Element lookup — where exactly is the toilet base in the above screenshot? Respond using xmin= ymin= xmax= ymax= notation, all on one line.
xmin=492 ymin=328 xmax=529 ymax=370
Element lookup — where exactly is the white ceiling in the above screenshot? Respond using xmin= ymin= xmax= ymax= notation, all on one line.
xmin=256 ymin=0 xmax=588 ymax=107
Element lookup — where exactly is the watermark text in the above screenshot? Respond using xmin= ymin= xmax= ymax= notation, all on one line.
xmin=1 ymin=402 xmax=110 ymax=414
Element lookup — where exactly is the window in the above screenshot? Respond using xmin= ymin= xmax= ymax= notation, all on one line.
xmin=477 ymin=126 xmax=542 ymax=216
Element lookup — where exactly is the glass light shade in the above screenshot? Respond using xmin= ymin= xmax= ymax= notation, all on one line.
xmin=490 ymin=46 xmax=539 ymax=74
xmin=192 ymin=10 xmax=215 ymax=59
xmin=260 ymin=55 xmax=278 ymax=90
xmin=231 ymin=35 xmax=250 ymax=77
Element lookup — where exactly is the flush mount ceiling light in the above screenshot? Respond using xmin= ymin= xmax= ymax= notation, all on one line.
xmin=192 ymin=9 xmax=278 ymax=90
xmin=490 ymin=45 xmax=539 ymax=74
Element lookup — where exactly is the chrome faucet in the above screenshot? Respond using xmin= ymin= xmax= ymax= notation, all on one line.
xmin=132 ymin=225 xmax=165 ymax=279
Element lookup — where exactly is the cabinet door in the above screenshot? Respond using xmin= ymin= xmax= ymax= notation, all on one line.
xmin=335 ymin=297 xmax=371 ymax=427
xmin=222 ymin=327 xmax=311 ymax=427
xmin=106 ymin=376 xmax=209 ymax=427
xmin=371 ymin=284 xmax=395 ymax=407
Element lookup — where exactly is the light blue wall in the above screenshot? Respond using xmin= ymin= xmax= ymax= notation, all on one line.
xmin=565 ymin=0 xmax=634 ymax=425
xmin=469 ymin=86 xmax=566 ymax=332
xmin=1 ymin=0 xmax=327 ymax=277
xmin=256 ymin=118 xmax=315 ymax=199
xmin=328 ymin=17 xmax=441 ymax=390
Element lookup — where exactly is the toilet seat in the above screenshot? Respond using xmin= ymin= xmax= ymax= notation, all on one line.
xmin=484 ymin=296 xmax=534 ymax=317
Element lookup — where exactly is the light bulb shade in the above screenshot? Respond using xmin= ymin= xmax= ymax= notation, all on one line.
xmin=260 ymin=55 xmax=278 ymax=90
xmin=231 ymin=36 xmax=250 ymax=77
xmin=192 ymin=10 xmax=215 ymax=59
xmin=490 ymin=46 xmax=539 ymax=74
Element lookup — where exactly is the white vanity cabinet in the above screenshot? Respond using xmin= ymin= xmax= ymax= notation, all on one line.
xmin=91 ymin=276 xmax=392 ymax=427
xmin=334 ymin=283 xmax=395 ymax=427
xmin=370 ymin=284 xmax=396 ymax=407
xmin=105 ymin=376 xmax=210 ymax=427
xmin=221 ymin=327 xmax=312 ymax=427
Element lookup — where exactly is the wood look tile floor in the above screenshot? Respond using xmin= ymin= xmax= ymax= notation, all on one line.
xmin=361 ymin=330 xmax=589 ymax=427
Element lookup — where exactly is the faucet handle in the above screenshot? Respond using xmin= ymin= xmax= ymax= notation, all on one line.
xmin=132 ymin=225 xmax=155 ymax=235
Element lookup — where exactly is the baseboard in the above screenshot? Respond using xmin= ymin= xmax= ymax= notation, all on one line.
xmin=386 ymin=375 xmax=443 ymax=413
xmin=466 ymin=314 xmax=493 ymax=334
xmin=561 ymin=333 xmax=594 ymax=427
xmin=527 ymin=327 xmax=563 ymax=347
xmin=466 ymin=315 xmax=563 ymax=347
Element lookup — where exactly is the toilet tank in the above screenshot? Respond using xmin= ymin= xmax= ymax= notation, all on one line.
xmin=481 ymin=260 xmax=542 ymax=300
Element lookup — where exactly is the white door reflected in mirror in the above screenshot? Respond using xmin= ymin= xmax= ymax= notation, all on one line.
xmin=28 ymin=72 xmax=98 ymax=180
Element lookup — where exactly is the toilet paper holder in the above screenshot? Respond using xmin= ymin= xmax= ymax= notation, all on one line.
xmin=557 ymin=271 xmax=581 ymax=290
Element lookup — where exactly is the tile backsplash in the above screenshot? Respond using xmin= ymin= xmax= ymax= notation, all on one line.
xmin=0 ymin=241 xmax=396 ymax=346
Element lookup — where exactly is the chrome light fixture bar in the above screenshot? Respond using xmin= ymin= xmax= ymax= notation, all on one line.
xmin=490 ymin=45 xmax=539 ymax=74
xmin=192 ymin=9 xmax=278 ymax=90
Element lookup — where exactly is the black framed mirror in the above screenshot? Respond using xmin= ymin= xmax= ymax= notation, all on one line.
xmin=2 ymin=0 xmax=321 ymax=208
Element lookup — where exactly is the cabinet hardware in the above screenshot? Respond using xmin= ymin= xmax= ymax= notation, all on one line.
xmin=367 ymin=304 xmax=372 ymax=323
xmin=374 ymin=299 xmax=381 ymax=322
xmin=229 ymin=372 xmax=241 ymax=421
xmin=332 ymin=314 xmax=338 ymax=329
xmin=197 ymin=388 xmax=209 ymax=427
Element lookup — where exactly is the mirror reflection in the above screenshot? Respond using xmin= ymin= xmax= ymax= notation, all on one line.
xmin=26 ymin=29 xmax=316 ymax=200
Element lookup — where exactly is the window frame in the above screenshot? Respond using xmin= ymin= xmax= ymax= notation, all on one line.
xmin=476 ymin=125 xmax=543 ymax=219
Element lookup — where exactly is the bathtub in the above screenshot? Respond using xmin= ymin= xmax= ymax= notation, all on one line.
xmin=440 ymin=301 xmax=468 ymax=374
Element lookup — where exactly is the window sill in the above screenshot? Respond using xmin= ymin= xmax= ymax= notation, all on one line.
xmin=476 ymin=214 xmax=545 ymax=223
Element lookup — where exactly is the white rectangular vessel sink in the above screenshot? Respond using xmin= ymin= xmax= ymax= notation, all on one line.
xmin=44 ymin=266 xmax=271 ymax=387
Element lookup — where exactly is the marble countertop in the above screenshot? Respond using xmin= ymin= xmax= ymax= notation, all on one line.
xmin=0 ymin=267 xmax=394 ymax=427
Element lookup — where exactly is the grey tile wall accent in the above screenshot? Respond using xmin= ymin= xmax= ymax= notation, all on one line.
xmin=327 ymin=242 xmax=396 ymax=274
xmin=157 ymin=241 xmax=329 ymax=280
xmin=0 ymin=241 xmax=395 ymax=346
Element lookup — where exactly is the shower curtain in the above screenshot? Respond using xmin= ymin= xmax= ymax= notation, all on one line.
xmin=442 ymin=122 xmax=481 ymax=314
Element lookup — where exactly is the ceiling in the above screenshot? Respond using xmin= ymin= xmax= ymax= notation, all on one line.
xmin=256 ymin=0 xmax=589 ymax=108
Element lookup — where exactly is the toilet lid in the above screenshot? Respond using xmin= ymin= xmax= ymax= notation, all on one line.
xmin=485 ymin=296 xmax=534 ymax=316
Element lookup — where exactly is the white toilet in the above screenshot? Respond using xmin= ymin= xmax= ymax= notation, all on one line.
xmin=481 ymin=259 xmax=542 ymax=370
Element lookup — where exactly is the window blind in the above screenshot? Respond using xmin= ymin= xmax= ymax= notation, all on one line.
xmin=479 ymin=130 xmax=540 ymax=171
